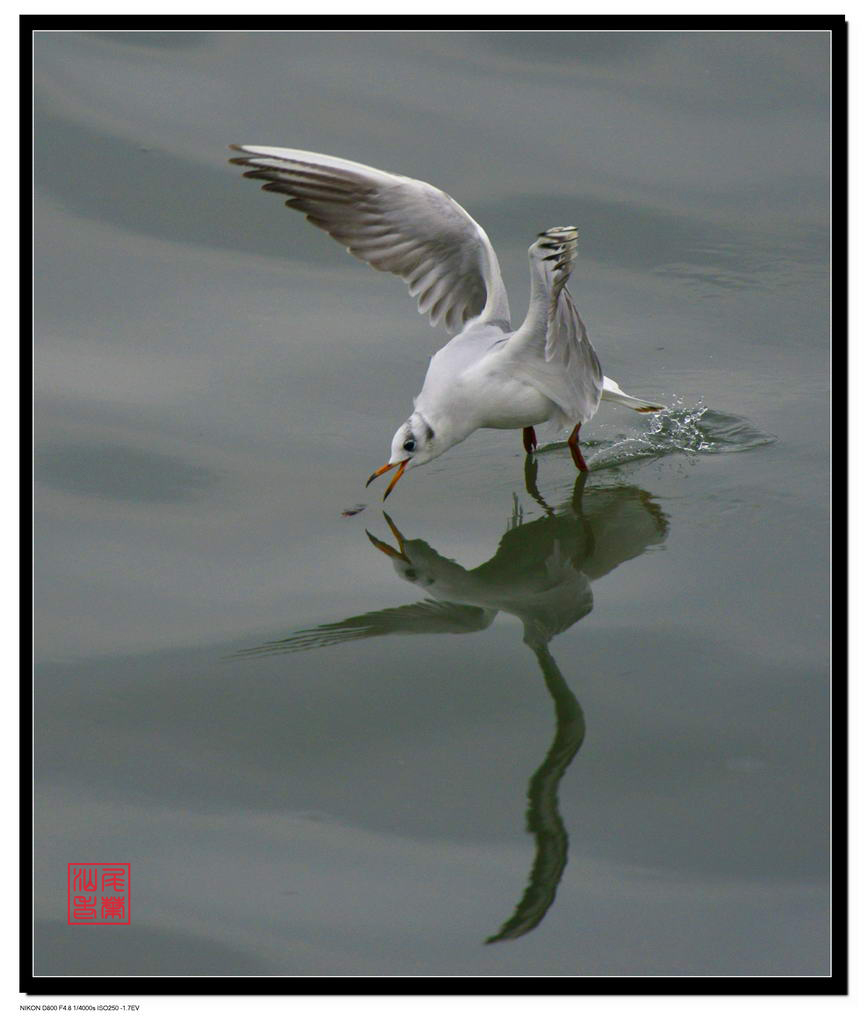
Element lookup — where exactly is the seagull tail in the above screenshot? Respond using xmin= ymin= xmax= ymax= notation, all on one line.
xmin=601 ymin=377 xmax=665 ymax=414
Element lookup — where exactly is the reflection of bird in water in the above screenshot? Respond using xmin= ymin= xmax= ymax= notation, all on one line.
xmin=488 ymin=641 xmax=585 ymax=944
xmin=253 ymin=475 xmax=668 ymax=654
xmin=241 ymin=474 xmax=668 ymax=942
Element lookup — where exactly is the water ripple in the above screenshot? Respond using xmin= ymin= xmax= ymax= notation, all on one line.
xmin=540 ymin=402 xmax=776 ymax=469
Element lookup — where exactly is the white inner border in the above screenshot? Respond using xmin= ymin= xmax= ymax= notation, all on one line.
xmin=9 ymin=3 xmax=858 ymax=1021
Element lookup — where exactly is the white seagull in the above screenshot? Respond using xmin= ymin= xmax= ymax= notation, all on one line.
xmin=230 ymin=146 xmax=663 ymax=499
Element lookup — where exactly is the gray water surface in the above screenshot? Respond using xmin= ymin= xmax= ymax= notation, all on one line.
xmin=34 ymin=30 xmax=830 ymax=977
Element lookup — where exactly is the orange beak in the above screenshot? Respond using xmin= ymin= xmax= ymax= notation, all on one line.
xmin=365 ymin=530 xmax=410 ymax=562
xmin=366 ymin=512 xmax=410 ymax=562
xmin=365 ymin=459 xmax=409 ymax=501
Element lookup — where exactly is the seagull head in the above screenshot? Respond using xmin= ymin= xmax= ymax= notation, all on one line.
xmin=365 ymin=412 xmax=439 ymax=500
xmin=365 ymin=514 xmax=454 ymax=591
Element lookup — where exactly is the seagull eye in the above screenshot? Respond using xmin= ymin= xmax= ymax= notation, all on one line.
xmin=403 ymin=438 xmax=415 ymax=452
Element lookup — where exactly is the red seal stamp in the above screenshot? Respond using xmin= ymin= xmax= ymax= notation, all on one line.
xmin=67 ymin=863 xmax=131 ymax=925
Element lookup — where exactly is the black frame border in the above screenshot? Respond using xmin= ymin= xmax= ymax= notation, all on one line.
xmin=21 ymin=12 xmax=849 ymax=998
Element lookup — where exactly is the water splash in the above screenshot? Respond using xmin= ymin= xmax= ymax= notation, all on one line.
xmin=540 ymin=402 xmax=776 ymax=470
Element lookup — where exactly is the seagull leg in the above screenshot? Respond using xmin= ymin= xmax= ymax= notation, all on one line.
xmin=567 ymin=423 xmax=589 ymax=473
xmin=522 ymin=426 xmax=537 ymax=454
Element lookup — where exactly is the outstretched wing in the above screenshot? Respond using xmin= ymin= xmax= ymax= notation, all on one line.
xmin=230 ymin=146 xmax=511 ymax=334
xmin=234 ymin=600 xmax=496 ymax=658
xmin=503 ymin=227 xmax=603 ymax=427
